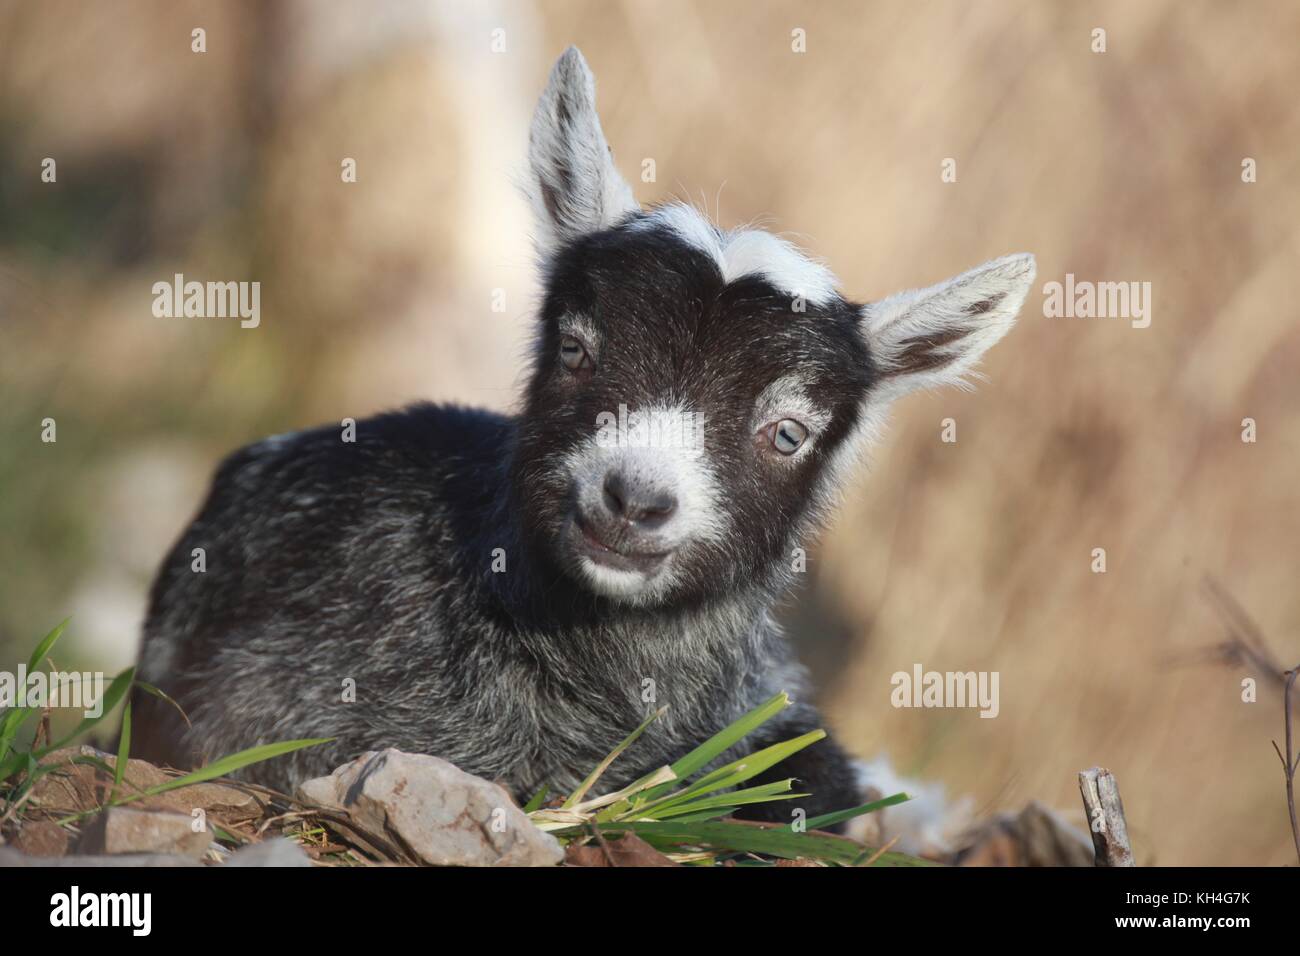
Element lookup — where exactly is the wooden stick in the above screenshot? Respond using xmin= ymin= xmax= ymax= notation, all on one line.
xmin=1271 ymin=667 xmax=1300 ymax=865
xmin=1078 ymin=767 xmax=1135 ymax=867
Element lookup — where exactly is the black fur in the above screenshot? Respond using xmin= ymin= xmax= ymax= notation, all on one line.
xmin=129 ymin=218 xmax=875 ymax=829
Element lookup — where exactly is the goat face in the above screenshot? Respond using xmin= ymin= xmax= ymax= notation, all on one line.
xmin=513 ymin=48 xmax=1036 ymax=607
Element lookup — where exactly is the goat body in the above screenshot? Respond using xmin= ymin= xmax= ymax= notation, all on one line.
xmin=131 ymin=48 xmax=1035 ymax=825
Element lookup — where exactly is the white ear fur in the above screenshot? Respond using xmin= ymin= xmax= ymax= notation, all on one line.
xmin=527 ymin=47 xmax=638 ymax=260
xmin=863 ymin=253 xmax=1035 ymax=399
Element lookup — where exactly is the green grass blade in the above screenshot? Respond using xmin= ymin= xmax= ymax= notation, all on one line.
xmin=562 ymin=705 xmax=666 ymax=809
xmin=0 ymin=750 xmax=27 ymax=783
xmin=68 ymin=753 xmax=157 ymax=801
xmin=650 ymin=807 xmax=737 ymax=824
xmin=522 ymin=784 xmax=549 ymax=813
xmin=69 ymin=753 xmax=118 ymax=776
xmin=796 ymin=791 xmax=912 ymax=832
xmin=110 ymin=697 xmax=132 ymax=802
xmin=20 ymin=751 xmax=38 ymax=798
xmin=112 ymin=737 xmax=333 ymax=806
xmin=637 ymin=691 xmax=792 ymax=803
xmin=1 ymin=620 xmax=71 ymax=768
xmin=653 ymin=790 xmax=810 ymax=819
xmin=132 ymin=680 xmax=191 ymax=728
xmin=25 ymin=618 xmax=70 ymax=673
xmin=639 ymin=778 xmax=797 ymax=819
xmin=556 ymin=819 xmax=864 ymax=865
xmin=6 ymin=753 xmax=136 ymax=815
xmin=568 ymin=765 xmax=675 ymax=814
xmin=211 ymin=824 xmax=244 ymax=845
xmin=36 ymin=667 xmax=134 ymax=756
xmin=636 ymin=730 xmax=825 ymax=816
xmin=1 ymin=752 xmax=55 ymax=809
xmin=0 ymin=708 xmax=38 ymax=771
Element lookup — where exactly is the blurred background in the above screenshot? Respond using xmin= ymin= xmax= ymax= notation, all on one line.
xmin=2 ymin=0 xmax=1297 ymax=864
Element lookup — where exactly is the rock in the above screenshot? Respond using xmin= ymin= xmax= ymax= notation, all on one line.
xmin=296 ymin=749 xmax=563 ymax=867
xmin=77 ymin=807 xmax=214 ymax=860
xmin=224 ymin=838 xmax=313 ymax=867
xmin=27 ymin=746 xmax=264 ymax=821
xmin=0 ymin=847 xmax=197 ymax=867
xmin=847 ymin=759 xmax=1094 ymax=866
xmin=13 ymin=820 xmax=72 ymax=858
xmin=952 ymin=801 xmax=1094 ymax=867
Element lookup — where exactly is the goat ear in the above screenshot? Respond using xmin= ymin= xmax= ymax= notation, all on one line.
xmin=527 ymin=47 xmax=638 ymax=259
xmin=862 ymin=253 xmax=1035 ymax=396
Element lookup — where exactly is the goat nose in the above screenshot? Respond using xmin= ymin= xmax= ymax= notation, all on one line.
xmin=602 ymin=470 xmax=678 ymax=527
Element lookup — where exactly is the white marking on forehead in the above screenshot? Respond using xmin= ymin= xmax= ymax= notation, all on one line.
xmin=628 ymin=203 xmax=840 ymax=306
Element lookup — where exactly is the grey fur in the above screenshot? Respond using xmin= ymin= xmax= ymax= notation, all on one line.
xmin=129 ymin=48 xmax=1032 ymax=827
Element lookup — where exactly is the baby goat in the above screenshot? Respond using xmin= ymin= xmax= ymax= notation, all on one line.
xmin=130 ymin=47 xmax=1034 ymax=825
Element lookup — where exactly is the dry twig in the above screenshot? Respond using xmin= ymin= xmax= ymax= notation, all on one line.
xmin=1271 ymin=667 xmax=1300 ymax=865
xmin=1078 ymin=767 xmax=1134 ymax=867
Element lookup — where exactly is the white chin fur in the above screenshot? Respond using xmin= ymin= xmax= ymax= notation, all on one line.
xmin=576 ymin=555 xmax=672 ymax=603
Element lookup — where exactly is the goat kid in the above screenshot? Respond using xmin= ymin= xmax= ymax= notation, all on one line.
xmin=130 ymin=47 xmax=1035 ymax=829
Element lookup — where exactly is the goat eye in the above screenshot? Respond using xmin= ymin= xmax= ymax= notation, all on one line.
xmin=771 ymin=419 xmax=808 ymax=455
xmin=559 ymin=335 xmax=590 ymax=371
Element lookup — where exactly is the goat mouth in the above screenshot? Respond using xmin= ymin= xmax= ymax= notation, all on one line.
xmin=572 ymin=515 xmax=671 ymax=574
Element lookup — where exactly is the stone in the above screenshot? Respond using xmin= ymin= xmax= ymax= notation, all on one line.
xmin=296 ymin=749 xmax=563 ymax=867
xmin=27 ymin=746 xmax=264 ymax=821
xmin=13 ymin=820 xmax=72 ymax=858
xmin=76 ymin=807 xmax=214 ymax=860
xmin=0 ymin=847 xmax=196 ymax=867
xmin=224 ymin=838 xmax=313 ymax=867
xmin=953 ymin=801 xmax=1095 ymax=867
